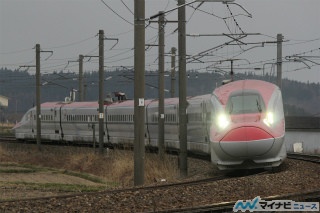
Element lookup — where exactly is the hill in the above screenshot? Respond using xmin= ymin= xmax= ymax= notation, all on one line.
xmin=0 ymin=68 xmax=319 ymax=122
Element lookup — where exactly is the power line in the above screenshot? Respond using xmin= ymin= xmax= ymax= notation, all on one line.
xmin=42 ymin=36 xmax=95 ymax=49
xmin=0 ymin=47 xmax=33 ymax=55
xmin=120 ymin=0 xmax=133 ymax=15
xmin=100 ymin=0 xmax=133 ymax=26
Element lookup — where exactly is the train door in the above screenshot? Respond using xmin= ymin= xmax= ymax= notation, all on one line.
xmin=164 ymin=103 xmax=179 ymax=147
xmin=203 ymin=100 xmax=212 ymax=144
xmin=53 ymin=107 xmax=60 ymax=140
xmin=29 ymin=110 xmax=35 ymax=137
xmin=187 ymin=101 xmax=202 ymax=143
xmin=145 ymin=101 xmax=158 ymax=147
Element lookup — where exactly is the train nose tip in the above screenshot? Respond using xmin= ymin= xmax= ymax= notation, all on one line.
xmin=219 ymin=127 xmax=274 ymax=157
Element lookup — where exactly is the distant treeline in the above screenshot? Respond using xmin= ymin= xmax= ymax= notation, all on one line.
xmin=0 ymin=67 xmax=319 ymax=122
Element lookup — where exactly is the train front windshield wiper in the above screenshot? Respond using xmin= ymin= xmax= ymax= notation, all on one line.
xmin=256 ymin=100 xmax=262 ymax=112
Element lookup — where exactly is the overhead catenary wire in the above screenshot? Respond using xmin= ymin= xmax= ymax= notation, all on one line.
xmin=42 ymin=35 xmax=96 ymax=49
xmin=120 ymin=0 xmax=133 ymax=15
xmin=100 ymin=0 xmax=133 ymax=26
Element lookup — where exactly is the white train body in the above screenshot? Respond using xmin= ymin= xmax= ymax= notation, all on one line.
xmin=14 ymin=96 xmax=213 ymax=156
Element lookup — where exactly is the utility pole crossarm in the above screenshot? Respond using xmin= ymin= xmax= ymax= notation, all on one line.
xmin=104 ymin=37 xmax=119 ymax=50
xmin=83 ymin=55 xmax=99 ymax=62
xmin=186 ymin=33 xmax=260 ymax=37
xmin=18 ymin=65 xmax=36 ymax=71
xmin=150 ymin=0 xmax=235 ymax=20
xmin=40 ymin=50 xmax=53 ymax=60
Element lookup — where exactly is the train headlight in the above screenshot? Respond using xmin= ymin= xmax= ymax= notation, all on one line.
xmin=263 ymin=112 xmax=274 ymax=127
xmin=217 ymin=113 xmax=230 ymax=130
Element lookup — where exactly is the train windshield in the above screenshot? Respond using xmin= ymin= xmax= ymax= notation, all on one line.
xmin=226 ymin=92 xmax=265 ymax=115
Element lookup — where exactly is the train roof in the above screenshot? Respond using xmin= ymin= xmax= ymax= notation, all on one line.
xmin=41 ymin=101 xmax=99 ymax=108
xmin=107 ymin=95 xmax=212 ymax=108
xmin=39 ymin=94 xmax=212 ymax=109
xmin=213 ymin=80 xmax=278 ymax=105
xmin=108 ymin=98 xmax=181 ymax=108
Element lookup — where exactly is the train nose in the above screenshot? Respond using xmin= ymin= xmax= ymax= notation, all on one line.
xmin=219 ymin=127 xmax=274 ymax=157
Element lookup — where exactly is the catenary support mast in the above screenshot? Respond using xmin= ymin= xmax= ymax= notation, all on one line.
xmin=158 ymin=11 xmax=165 ymax=159
xmin=134 ymin=0 xmax=145 ymax=186
xmin=178 ymin=0 xmax=188 ymax=177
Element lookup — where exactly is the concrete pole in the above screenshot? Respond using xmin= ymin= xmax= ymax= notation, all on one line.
xmin=79 ymin=54 xmax=84 ymax=101
xmin=171 ymin=47 xmax=176 ymax=98
xmin=134 ymin=0 xmax=145 ymax=186
xmin=36 ymin=44 xmax=41 ymax=151
xmin=99 ymin=30 xmax=104 ymax=155
xmin=178 ymin=0 xmax=188 ymax=177
xmin=277 ymin=33 xmax=283 ymax=90
xmin=158 ymin=12 xmax=165 ymax=159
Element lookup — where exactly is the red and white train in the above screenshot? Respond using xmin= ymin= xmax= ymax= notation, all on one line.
xmin=210 ymin=80 xmax=286 ymax=169
xmin=13 ymin=79 xmax=286 ymax=170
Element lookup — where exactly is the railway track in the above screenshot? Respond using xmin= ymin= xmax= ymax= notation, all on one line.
xmin=1 ymin=136 xmax=319 ymax=212
xmin=288 ymin=152 xmax=320 ymax=163
xmin=0 ymin=136 xmax=16 ymax=142
xmin=156 ymin=190 xmax=320 ymax=213
xmin=0 ymin=161 xmax=318 ymax=213
xmin=0 ymin=168 xmax=274 ymax=212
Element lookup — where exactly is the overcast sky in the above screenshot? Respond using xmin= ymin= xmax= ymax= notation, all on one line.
xmin=1 ymin=0 xmax=319 ymax=83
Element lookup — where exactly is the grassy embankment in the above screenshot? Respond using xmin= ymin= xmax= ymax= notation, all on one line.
xmin=0 ymin=123 xmax=14 ymax=136
xmin=0 ymin=143 xmax=179 ymax=194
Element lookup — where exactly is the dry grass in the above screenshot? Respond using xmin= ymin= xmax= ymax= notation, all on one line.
xmin=0 ymin=143 xmax=179 ymax=187
xmin=0 ymin=123 xmax=14 ymax=135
